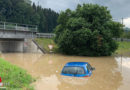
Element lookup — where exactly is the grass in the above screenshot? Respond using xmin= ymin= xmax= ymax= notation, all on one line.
xmin=0 ymin=58 xmax=34 ymax=90
xmin=116 ymin=41 xmax=130 ymax=54
xmin=35 ymin=38 xmax=58 ymax=53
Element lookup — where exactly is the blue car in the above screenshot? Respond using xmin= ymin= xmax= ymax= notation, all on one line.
xmin=61 ymin=62 xmax=95 ymax=77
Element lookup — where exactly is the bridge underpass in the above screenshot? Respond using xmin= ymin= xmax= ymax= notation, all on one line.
xmin=0 ymin=21 xmax=42 ymax=53
xmin=0 ymin=39 xmax=24 ymax=52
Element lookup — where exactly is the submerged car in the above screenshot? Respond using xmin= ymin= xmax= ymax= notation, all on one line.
xmin=61 ymin=62 xmax=95 ymax=77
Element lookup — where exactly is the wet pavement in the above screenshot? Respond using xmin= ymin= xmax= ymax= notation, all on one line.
xmin=1 ymin=53 xmax=130 ymax=90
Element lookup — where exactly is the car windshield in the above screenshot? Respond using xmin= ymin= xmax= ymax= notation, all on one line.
xmin=62 ymin=66 xmax=85 ymax=75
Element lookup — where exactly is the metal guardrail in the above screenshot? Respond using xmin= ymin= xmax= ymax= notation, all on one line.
xmin=37 ymin=33 xmax=55 ymax=38
xmin=113 ymin=38 xmax=130 ymax=42
xmin=0 ymin=21 xmax=37 ymax=32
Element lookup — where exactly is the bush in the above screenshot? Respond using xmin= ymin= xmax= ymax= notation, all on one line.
xmin=54 ymin=4 xmax=123 ymax=56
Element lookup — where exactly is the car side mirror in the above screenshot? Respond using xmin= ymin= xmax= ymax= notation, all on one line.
xmin=91 ymin=67 xmax=95 ymax=71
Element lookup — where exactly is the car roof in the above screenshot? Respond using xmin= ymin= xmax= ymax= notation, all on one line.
xmin=65 ymin=62 xmax=89 ymax=67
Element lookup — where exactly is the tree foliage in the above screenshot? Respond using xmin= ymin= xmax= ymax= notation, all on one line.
xmin=54 ymin=4 xmax=123 ymax=56
xmin=0 ymin=0 xmax=59 ymax=32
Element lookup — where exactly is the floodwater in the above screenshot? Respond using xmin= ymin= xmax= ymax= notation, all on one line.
xmin=1 ymin=53 xmax=130 ymax=90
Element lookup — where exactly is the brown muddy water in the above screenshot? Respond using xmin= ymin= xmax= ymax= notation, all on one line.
xmin=1 ymin=53 xmax=130 ymax=90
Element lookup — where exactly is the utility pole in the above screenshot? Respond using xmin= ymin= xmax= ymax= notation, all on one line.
xmin=37 ymin=0 xmax=39 ymax=6
xmin=121 ymin=17 xmax=124 ymax=42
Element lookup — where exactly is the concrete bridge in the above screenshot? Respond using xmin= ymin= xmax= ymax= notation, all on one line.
xmin=0 ymin=21 xmax=42 ymax=53
xmin=0 ymin=21 xmax=37 ymax=39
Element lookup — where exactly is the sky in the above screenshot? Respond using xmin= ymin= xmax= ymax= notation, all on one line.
xmin=31 ymin=0 xmax=130 ymax=28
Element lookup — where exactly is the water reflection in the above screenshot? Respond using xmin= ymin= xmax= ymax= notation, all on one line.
xmin=116 ymin=57 xmax=130 ymax=90
xmin=1 ymin=53 xmax=129 ymax=90
xmin=35 ymin=75 xmax=60 ymax=90
xmin=60 ymin=76 xmax=89 ymax=85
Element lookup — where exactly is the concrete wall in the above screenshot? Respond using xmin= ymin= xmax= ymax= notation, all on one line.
xmin=0 ymin=39 xmax=43 ymax=53
xmin=23 ymin=39 xmax=42 ymax=53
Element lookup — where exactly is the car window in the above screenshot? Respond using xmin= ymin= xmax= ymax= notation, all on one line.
xmin=62 ymin=66 xmax=85 ymax=75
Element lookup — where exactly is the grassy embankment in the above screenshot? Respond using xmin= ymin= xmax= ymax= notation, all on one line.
xmin=0 ymin=58 xmax=34 ymax=90
xmin=35 ymin=38 xmax=58 ymax=53
xmin=35 ymin=38 xmax=130 ymax=54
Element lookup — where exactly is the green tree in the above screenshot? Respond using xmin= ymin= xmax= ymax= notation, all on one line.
xmin=0 ymin=0 xmax=59 ymax=33
xmin=54 ymin=4 xmax=123 ymax=56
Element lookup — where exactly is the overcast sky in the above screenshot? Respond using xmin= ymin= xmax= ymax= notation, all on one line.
xmin=31 ymin=0 xmax=130 ymax=27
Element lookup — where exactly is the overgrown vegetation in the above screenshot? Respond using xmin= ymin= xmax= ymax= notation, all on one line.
xmin=35 ymin=38 xmax=130 ymax=55
xmin=54 ymin=4 xmax=123 ymax=56
xmin=116 ymin=41 xmax=130 ymax=54
xmin=0 ymin=58 xmax=34 ymax=89
xmin=0 ymin=0 xmax=59 ymax=33
xmin=35 ymin=38 xmax=58 ymax=53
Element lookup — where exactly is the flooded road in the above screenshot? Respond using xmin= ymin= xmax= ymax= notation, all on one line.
xmin=1 ymin=53 xmax=130 ymax=90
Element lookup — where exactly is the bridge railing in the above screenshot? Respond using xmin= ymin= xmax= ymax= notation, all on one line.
xmin=37 ymin=33 xmax=56 ymax=38
xmin=0 ymin=21 xmax=37 ymax=32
